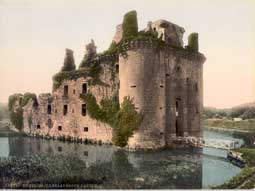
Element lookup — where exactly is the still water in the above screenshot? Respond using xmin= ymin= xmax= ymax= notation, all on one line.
xmin=0 ymin=129 xmax=243 ymax=189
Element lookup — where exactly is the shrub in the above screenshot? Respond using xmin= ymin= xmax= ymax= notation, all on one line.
xmin=112 ymin=97 xmax=142 ymax=147
xmin=234 ymin=148 xmax=255 ymax=167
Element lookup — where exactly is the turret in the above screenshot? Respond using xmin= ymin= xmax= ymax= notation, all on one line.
xmin=79 ymin=39 xmax=97 ymax=68
xmin=61 ymin=48 xmax=76 ymax=72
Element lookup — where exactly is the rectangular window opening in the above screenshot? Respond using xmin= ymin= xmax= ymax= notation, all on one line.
xmin=73 ymin=89 xmax=76 ymax=94
xmin=63 ymin=105 xmax=68 ymax=115
xmin=47 ymin=105 xmax=51 ymax=115
xmin=82 ymin=104 xmax=86 ymax=116
xmin=64 ymin=85 xmax=68 ymax=96
xmin=58 ymin=126 xmax=62 ymax=131
xmin=116 ymin=64 xmax=119 ymax=73
xmin=195 ymin=83 xmax=198 ymax=92
xmin=58 ymin=146 xmax=62 ymax=152
xmin=84 ymin=151 xmax=88 ymax=156
xmin=160 ymin=85 xmax=164 ymax=88
xmin=82 ymin=83 xmax=87 ymax=94
xmin=84 ymin=127 xmax=88 ymax=132
xmin=130 ymin=85 xmax=136 ymax=88
xmin=37 ymin=125 xmax=40 ymax=129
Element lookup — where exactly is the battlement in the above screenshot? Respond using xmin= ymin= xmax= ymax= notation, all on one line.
xmin=118 ymin=38 xmax=205 ymax=63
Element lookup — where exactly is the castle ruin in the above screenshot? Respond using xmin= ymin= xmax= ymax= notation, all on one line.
xmin=14 ymin=11 xmax=206 ymax=149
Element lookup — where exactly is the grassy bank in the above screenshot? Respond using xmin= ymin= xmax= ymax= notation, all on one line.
xmin=204 ymin=118 xmax=255 ymax=132
xmin=213 ymin=148 xmax=255 ymax=189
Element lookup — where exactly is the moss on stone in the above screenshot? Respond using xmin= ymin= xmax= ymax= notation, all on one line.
xmin=122 ymin=10 xmax=138 ymax=38
xmin=8 ymin=93 xmax=37 ymax=132
xmin=52 ymin=69 xmax=89 ymax=91
xmin=8 ymin=94 xmax=22 ymax=111
xmin=10 ymin=107 xmax=23 ymax=131
xmin=187 ymin=33 xmax=199 ymax=52
xmin=21 ymin=92 xmax=37 ymax=107
xmin=61 ymin=48 xmax=76 ymax=72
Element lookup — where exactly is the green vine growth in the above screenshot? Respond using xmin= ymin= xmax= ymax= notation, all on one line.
xmin=8 ymin=93 xmax=37 ymax=131
xmin=82 ymin=93 xmax=142 ymax=147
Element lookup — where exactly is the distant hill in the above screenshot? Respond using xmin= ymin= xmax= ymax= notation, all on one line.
xmin=232 ymin=102 xmax=255 ymax=108
xmin=204 ymin=102 xmax=255 ymax=119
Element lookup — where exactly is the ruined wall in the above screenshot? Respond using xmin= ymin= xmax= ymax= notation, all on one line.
xmin=150 ymin=20 xmax=185 ymax=47
xmin=23 ymin=60 xmax=118 ymax=144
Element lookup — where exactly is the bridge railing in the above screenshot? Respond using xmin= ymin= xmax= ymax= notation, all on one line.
xmin=172 ymin=136 xmax=238 ymax=150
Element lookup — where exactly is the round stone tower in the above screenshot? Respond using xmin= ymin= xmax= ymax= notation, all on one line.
xmin=118 ymin=39 xmax=166 ymax=149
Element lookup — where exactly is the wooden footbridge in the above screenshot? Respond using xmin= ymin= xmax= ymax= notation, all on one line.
xmin=172 ymin=136 xmax=240 ymax=150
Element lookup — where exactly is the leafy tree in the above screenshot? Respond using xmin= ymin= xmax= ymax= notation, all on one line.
xmin=85 ymin=94 xmax=142 ymax=147
xmin=112 ymin=96 xmax=142 ymax=147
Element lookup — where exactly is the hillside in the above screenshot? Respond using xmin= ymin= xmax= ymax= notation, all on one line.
xmin=204 ymin=102 xmax=255 ymax=119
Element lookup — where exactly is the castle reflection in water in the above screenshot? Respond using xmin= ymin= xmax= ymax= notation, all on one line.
xmin=7 ymin=136 xmax=203 ymax=189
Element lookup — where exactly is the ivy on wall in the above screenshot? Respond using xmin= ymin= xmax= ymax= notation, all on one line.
xmin=8 ymin=93 xmax=37 ymax=131
xmin=187 ymin=33 xmax=199 ymax=52
xmin=61 ymin=48 xmax=76 ymax=72
xmin=122 ymin=10 xmax=138 ymax=38
xmin=82 ymin=93 xmax=142 ymax=147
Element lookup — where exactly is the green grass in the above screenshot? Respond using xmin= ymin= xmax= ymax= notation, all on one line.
xmin=204 ymin=118 xmax=255 ymax=132
xmin=212 ymin=148 xmax=255 ymax=189
xmin=212 ymin=167 xmax=255 ymax=189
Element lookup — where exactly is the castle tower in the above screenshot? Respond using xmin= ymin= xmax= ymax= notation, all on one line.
xmin=119 ymin=40 xmax=166 ymax=149
xmin=118 ymin=21 xmax=205 ymax=149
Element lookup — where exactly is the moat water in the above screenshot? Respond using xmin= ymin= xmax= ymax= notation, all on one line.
xmin=0 ymin=126 xmax=251 ymax=189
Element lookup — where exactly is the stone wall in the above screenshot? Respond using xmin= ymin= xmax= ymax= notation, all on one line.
xmin=119 ymin=39 xmax=205 ymax=149
xmin=150 ymin=20 xmax=185 ymax=47
xmin=23 ymin=60 xmax=118 ymax=144
xmin=21 ymin=17 xmax=205 ymax=150
xmin=119 ymin=43 xmax=166 ymax=149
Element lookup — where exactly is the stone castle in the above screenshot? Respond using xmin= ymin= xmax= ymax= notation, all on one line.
xmin=18 ymin=11 xmax=205 ymax=149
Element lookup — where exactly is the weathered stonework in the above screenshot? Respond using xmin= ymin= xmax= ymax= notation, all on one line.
xmin=20 ymin=14 xmax=206 ymax=149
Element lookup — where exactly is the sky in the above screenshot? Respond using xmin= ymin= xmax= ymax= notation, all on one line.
xmin=0 ymin=0 xmax=254 ymax=108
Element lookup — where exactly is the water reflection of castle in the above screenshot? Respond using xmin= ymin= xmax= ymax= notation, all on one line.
xmin=8 ymin=136 xmax=202 ymax=189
